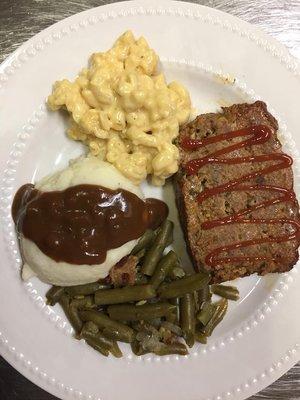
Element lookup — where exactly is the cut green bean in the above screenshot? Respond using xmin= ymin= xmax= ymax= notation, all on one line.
xmin=135 ymin=273 xmax=149 ymax=285
xmin=211 ymin=284 xmax=240 ymax=301
xmin=108 ymin=303 xmax=176 ymax=321
xmin=196 ymin=301 xmax=215 ymax=326
xmin=164 ymin=228 xmax=174 ymax=248
xmin=102 ymin=327 xmax=127 ymax=342
xmin=134 ymin=248 xmax=146 ymax=260
xmin=83 ymin=321 xmax=99 ymax=334
xmin=131 ymin=230 xmax=156 ymax=255
xmin=81 ymin=323 xmax=122 ymax=358
xmin=66 ymin=282 xmax=110 ymax=297
xmin=161 ymin=321 xmax=182 ymax=336
xmin=65 ymin=295 xmax=95 ymax=335
xmin=131 ymin=321 xmax=160 ymax=337
xmin=81 ymin=324 xmax=113 ymax=348
xmin=85 ymin=338 xmax=109 ymax=357
xmin=95 ymin=284 xmax=156 ymax=305
xmin=46 ymin=286 xmax=64 ymax=306
xmin=141 ymin=220 xmax=174 ymax=276
xmin=154 ymin=343 xmax=188 ymax=356
xmin=180 ymin=293 xmax=195 ymax=347
xmin=169 ymin=297 xmax=180 ymax=325
xmin=158 ymin=272 xmax=211 ymax=299
xmin=59 ymin=294 xmax=83 ymax=334
xmin=197 ymin=284 xmax=212 ymax=305
xmin=201 ymin=299 xmax=228 ymax=337
xmin=131 ymin=341 xmax=148 ymax=356
xmin=169 ymin=266 xmax=185 ymax=280
xmin=165 ymin=311 xmax=177 ymax=324
xmin=70 ymin=296 xmax=94 ymax=310
xmin=168 ymin=258 xmax=186 ymax=280
xmin=110 ymin=341 xmax=123 ymax=358
xmin=150 ymin=251 xmax=178 ymax=289
xmin=79 ymin=310 xmax=134 ymax=343
xmin=132 ymin=339 xmax=188 ymax=356
xmin=195 ymin=331 xmax=207 ymax=344
xmin=69 ymin=307 xmax=83 ymax=333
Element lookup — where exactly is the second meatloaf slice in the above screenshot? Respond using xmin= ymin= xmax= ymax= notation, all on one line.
xmin=175 ymin=101 xmax=300 ymax=283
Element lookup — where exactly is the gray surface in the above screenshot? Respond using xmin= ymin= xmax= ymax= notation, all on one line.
xmin=0 ymin=0 xmax=299 ymax=399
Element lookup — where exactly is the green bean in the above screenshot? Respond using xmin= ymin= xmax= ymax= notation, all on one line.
xmin=197 ymin=284 xmax=212 ymax=305
xmin=83 ymin=321 xmax=99 ymax=334
xmin=153 ymin=224 xmax=173 ymax=248
xmin=81 ymin=324 xmax=122 ymax=358
xmin=201 ymin=299 xmax=228 ymax=337
xmin=132 ymin=339 xmax=188 ymax=356
xmin=69 ymin=308 xmax=83 ymax=333
xmin=131 ymin=321 xmax=159 ymax=337
xmin=195 ymin=331 xmax=207 ymax=344
xmin=131 ymin=341 xmax=148 ymax=356
xmin=134 ymin=248 xmax=146 ymax=260
xmin=46 ymin=286 xmax=64 ymax=306
xmin=70 ymin=296 xmax=94 ymax=310
xmin=85 ymin=338 xmax=109 ymax=357
xmin=79 ymin=310 xmax=134 ymax=343
xmin=168 ymin=265 xmax=185 ymax=280
xmin=59 ymin=294 xmax=83 ymax=334
xmin=211 ymin=284 xmax=240 ymax=301
xmin=81 ymin=324 xmax=113 ymax=347
xmin=65 ymin=282 xmax=110 ymax=297
xmin=180 ymin=294 xmax=195 ymax=347
xmin=110 ymin=341 xmax=123 ymax=358
xmin=154 ymin=343 xmax=188 ymax=356
xmin=158 ymin=272 xmax=211 ymax=299
xmin=150 ymin=251 xmax=178 ymax=289
xmin=196 ymin=301 xmax=215 ymax=326
xmin=131 ymin=230 xmax=156 ymax=255
xmin=168 ymin=297 xmax=180 ymax=325
xmin=59 ymin=293 xmax=70 ymax=311
xmin=102 ymin=327 xmax=126 ymax=342
xmin=95 ymin=284 xmax=156 ymax=305
xmin=165 ymin=311 xmax=177 ymax=324
xmin=165 ymin=230 xmax=174 ymax=247
xmin=135 ymin=273 xmax=149 ymax=285
xmin=64 ymin=295 xmax=95 ymax=335
xmin=141 ymin=220 xmax=174 ymax=276
xmin=161 ymin=321 xmax=182 ymax=336
xmin=108 ymin=303 xmax=176 ymax=321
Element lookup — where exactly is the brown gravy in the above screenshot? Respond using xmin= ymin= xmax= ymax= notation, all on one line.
xmin=12 ymin=184 xmax=168 ymax=265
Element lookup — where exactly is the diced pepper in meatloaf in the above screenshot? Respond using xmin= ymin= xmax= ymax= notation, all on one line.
xmin=174 ymin=101 xmax=300 ymax=283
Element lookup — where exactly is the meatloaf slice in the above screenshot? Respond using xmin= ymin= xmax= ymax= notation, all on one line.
xmin=175 ymin=101 xmax=300 ymax=283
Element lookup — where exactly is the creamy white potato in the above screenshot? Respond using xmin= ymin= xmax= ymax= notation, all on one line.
xmin=21 ymin=157 xmax=143 ymax=286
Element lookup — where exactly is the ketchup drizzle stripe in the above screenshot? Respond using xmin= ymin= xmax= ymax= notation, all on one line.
xmin=181 ymin=124 xmax=300 ymax=267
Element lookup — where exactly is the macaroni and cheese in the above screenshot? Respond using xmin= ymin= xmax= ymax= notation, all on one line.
xmin=47 ymin=31 xmax=191 ymax=185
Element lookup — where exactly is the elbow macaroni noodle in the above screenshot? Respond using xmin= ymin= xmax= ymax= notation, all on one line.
xmin=47 ymin=31 xmax=191 ymax=185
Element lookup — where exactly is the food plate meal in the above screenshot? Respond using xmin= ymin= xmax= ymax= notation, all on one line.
xmin=1 ymin=1 xmax=300 ymax=400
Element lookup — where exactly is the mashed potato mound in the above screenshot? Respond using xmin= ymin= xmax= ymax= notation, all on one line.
xmin=21 ymin=157 xmax=143 ymax=286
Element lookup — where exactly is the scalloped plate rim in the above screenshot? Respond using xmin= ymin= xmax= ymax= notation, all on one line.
xmin=0 ymin=1 xmax=299 ymax=400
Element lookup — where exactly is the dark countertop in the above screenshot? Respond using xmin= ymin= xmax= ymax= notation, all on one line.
xmin=0 ymin=1 xmax=299 ymax=399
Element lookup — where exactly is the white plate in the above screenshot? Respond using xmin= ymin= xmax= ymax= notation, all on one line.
xmin=0 ymin=1 xmax=299 ymax=399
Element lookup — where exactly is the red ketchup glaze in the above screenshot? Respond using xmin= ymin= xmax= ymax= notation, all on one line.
xmin=181 ymin=125 xmax=300 ymax=267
